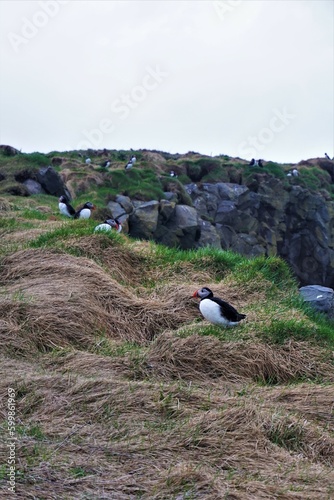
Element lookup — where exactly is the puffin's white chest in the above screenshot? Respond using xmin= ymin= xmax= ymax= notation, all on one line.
xmin=94 ymin=223 xmax=111 ymax=232
xmin=199 ymin=299 xmax=237 ymax=327
xmin=59 ymin=203 xmax=71 ymax=217
xmin=78 ymin=209 xmax=91 ymax=219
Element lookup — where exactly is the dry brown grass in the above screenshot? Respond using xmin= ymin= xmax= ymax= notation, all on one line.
xmin=1 ymin=351 xmax=333 ymax=499
xmin=0 ymin=248 xmax=196 ymax=355
xmin=1 ymin=230 xmax=334 ymax=499
xmin=144 ymin=332 xmax=334 ymax=384
xmin=60 ymin=167 xmax=104 ymax=198
xmin=0 ymin=196 xmax=13 ymax=211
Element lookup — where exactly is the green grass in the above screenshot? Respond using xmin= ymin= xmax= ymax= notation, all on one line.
xmin=28 ymin=220 xmax=97 ymax=248
xmin=0 ymin=217 xmax=36 ymax=231
xmin=298 ymin=166 xmax=333 ymax=193
xmin=16 ymin=424 xmax=46 ymax=441
xmin=262 ymin=318 xmax=319 ymax=344
xmin=91 ymin=337 xmax=144 ymax=358
xmin=232 ymin=255 xmax=297 ymax=291
xmin=243 ymin=162 xmax=287 ymax=182
xmin=106 ymin=167 xmax=166 ymax=201
xmin=267 ymin=415 xmax=306 ymax=452
xmin=69 ymin=467 xmax=90 ymax=478
xmin=17 ymin=208 xmax=49 ymax=220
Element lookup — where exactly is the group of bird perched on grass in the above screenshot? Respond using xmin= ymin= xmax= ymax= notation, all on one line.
xmin=84 ymin=155 xmax=137 ymax=170
xmin=58 ymin=195 xmax=122 ymax=233
xmin=125 ymin=155 xmax=136 ymax=170
xmin=58 ymin=197 xmax=246 ymax=328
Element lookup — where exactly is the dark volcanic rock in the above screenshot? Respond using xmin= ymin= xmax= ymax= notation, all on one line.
xmin=23 ymin=179 xmax=45 ymax=195
xmin=37 ymin=166 xmax=71 ymax=199
xmin=184 ymin=180 xmax=334 ymax=287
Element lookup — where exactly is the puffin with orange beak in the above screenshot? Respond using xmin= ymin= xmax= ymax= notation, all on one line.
xmin=74 ymin=202 xmax=95 ymax=219
xmin=193 ymin=287 xmax=246 ymax=327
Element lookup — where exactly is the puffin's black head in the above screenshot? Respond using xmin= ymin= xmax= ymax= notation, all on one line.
xmin=192 ymin=287 xmax=214 ymax=299
xmin=105 ymin=218 xmax=119 ymax=228
xmin=59 ymin=195 xmax=67 ymax=203
xmin=84 ymin=202 xmax=95 ymax=210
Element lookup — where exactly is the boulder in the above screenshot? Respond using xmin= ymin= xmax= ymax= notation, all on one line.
xmin=216 ymin=224 xmax=237 ymax=249
xmin=23 ymin=179 xmax=45 ymax=195
xmin=159 ymin=199 xmax=176 ymax=222
xmin=153 ymin=204 xmax=201 ymax=250
xmin=299 ymin=285 xmax=334 ymax=320
xmin=129 ymin=200 xmax=159 ymax=239
xmin=106 ymin=200 xmax=130 ymax=232
xmin=195 ymin=220 xmax=221 ymax=249
xmin=115 ymin=195 xmax=133 ymax=213
xmin=37 ymin=166 xmax=71 ymax=199
xmin=166 ymin=205 xmax=201 ymax=249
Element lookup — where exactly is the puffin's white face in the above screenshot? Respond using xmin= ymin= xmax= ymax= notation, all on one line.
xmin=193 ymin=287 xmax=213 ymax=299
xmin=106 ymin=219 xmax=118 ymax=228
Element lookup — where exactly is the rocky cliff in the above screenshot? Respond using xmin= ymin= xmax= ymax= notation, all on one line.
xmin=1 ymin=147 xmax=333 ymax=287
xmin=107 ymin=176 xmax=334 ymax=287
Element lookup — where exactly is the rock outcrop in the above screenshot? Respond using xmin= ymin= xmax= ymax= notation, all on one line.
xmin=185 ymin=180 xmax=334 ymax=287
xmin=37 ymin=166 xmax=71 ymax=199
xmin=299 ymin=285 xmax=334 ymax=320
xmin=107 ymin=179 xmax=334 ymax=287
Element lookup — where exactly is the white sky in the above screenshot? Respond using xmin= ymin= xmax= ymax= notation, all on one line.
xmin=0 ymin=0 xmax=333 ymax=163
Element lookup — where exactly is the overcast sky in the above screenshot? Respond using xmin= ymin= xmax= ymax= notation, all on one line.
xmin=0 ymin=0 xmax=333 ymax=163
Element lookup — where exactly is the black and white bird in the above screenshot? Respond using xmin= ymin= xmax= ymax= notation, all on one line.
xmin=125 ymin=161 xmax=133 ymax=170
xmin=258 ymin=159 xmax=264 ymax=168
xmin=94 ymin=218 xmax=122 ymax=233
xmin=85 ymin=158 xmax=92 ymax=164
xmin=74 ymin=202 xmax=95 ymax=219
xmin=193 ymin=287 xmax=246 ymax=327
xmin=58 ymin=195 xmax=76 ymax=218
xmin=101 ymin=160 xmax=111 ymax=168
xmin=130 ymin=155 xmax=136 ymax=164
xmin=249 ymin=158 xmax=258 ymax=167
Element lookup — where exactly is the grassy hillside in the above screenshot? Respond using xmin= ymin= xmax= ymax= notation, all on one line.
xmin=0 ymin=193 xmax=334 ymax=499
xmin=1 ymin=149 xmax=334 ymax=203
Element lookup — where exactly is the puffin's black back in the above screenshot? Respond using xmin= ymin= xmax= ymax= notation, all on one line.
xmin=210 ymin=297 xmax=246 ymax=322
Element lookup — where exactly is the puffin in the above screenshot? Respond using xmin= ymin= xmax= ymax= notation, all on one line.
xmin=193 ymin=287 xmax=246 ymax=327
xmin=58 ymin=195 xmax=76 ymax=218
xmin=101 ymin=160 xmax=111 ymax=168
xmin=130 ymin=155 xmax=136 ymax=164
xmin=125 ymin=161 xmax=133 ymax=170
xmin=94 ymin=218 xmax=122 ymax=233
xmin=74 ymin=202 xmax=95 ymax=219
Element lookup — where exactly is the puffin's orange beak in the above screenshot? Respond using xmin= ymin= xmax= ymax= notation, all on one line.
xmin=192 ymin=290 xmax=199 ymax=298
